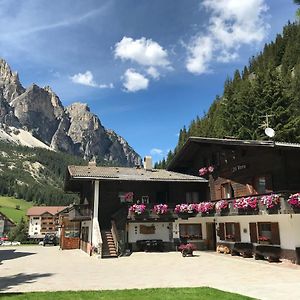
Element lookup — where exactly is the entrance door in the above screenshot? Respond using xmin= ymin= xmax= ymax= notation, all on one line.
xmin=206 ymin=222 xmax=216 ymax=250
xmin=80 ymin=226 xmax=89 ymax=253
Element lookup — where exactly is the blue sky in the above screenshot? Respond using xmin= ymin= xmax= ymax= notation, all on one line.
xmin=0 ymin=0 xmax=297 ymax=161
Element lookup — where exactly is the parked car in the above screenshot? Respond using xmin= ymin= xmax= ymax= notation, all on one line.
xmin=43 ymin=233 xmax=58 ymax=246
xmin=2 ymin=241 xmax=12 ymax=246
xmin=11 ymin=241 xmax=21 ymax=246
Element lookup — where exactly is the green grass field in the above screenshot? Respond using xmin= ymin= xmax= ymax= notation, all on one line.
xmin=0 ymin=196 xmax=33 ymax=224
xmin=0 ymin=288 xmax=254 ymax=300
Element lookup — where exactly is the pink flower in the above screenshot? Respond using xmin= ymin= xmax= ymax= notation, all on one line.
xmin=208 ymin=166 xmax=214 ymax=173
xmin=234 ymin=197 xmax=258 ymax=210
xmin=199 ymin=167 xmax=208 ymax=176
xmin=215 ymin=200 xmax=228 ymax=212
xmin=153 ymin=204 xmax=168 ymax=215
xmin=197 ymin=202 xmax=214 ymax=213
xmin=260 ymin=194 xmax=280 ymax=209
xmin=129 ymin=204 xmax=146 ymax=215
xmin=174 ymin=204 xmax=197 ymax=214
xmin=288 ymin=193 xmax=300 ymax=207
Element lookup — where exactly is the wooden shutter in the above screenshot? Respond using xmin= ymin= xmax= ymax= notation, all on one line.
xmin=249 ymin=223 xmax=257 ymax=243
xmin=271 ymin=222 xmax=280 ymax=245
xmin=234 ymin=223 xmax=241 ymax=242
xmin=218 ymin=223 xmax=225 ymax=240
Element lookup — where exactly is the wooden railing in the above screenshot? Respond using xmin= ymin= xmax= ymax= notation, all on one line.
xmin=111 ymin=220 xmax=120 ymax=256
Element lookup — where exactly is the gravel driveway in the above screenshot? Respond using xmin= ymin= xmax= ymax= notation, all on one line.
xmin=1 ymin=246 xmax=300 ymax=299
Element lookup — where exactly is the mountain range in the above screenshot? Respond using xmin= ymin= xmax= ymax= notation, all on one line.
xmin=0 ymin=58 xmax=141 ymax=167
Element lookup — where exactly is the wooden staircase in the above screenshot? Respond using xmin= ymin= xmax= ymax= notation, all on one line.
xmin=101 ymin=230 xmax=118 ymax=258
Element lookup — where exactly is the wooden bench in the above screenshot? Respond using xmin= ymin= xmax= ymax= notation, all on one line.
xmin=136 ymin=239 xmax=164 ymax=252
xmin=231 ymin=242 xmax=253 ymax=258
xmin=254 ymin=245 xmax=281 ymax=262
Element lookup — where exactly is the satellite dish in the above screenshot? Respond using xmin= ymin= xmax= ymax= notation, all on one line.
xmin=265 ymin=127 xmax=275 ymax=138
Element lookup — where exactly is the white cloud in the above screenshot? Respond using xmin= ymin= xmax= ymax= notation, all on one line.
xmin=123 ymin=69 xmax=149 ymax=92
xmin=186 ymin=36 xmax=214 ymax=75
xmin=150 ymin=148 xmax=163 ymax=156
xmin=114 ymin=37 xmax=170 ymax=67
xmin=70 ymin=71 xmax=113 ymax=89
xmin=146 ymin=66 xmax=160 ymax=79
xmin=186 ymin=0 xmax=269 ymax=74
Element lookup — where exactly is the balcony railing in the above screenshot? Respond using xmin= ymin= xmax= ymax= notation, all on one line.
xmin=68 ymin=204 xmax=92 ymax=221
xmin=126 ymin=192 xmax=300 ymax=221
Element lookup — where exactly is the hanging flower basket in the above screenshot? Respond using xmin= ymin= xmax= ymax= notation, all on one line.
xmin=198 ymin=166 xmax=214 ymax=177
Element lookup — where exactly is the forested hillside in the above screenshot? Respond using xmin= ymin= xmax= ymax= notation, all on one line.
xmin=0 ymin=142 xmax=86 ymax=205
xmin=155 ymin=21 xmax=300 ymax=169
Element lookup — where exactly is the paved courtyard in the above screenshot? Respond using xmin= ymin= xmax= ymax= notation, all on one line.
xmin=1 ymin=246 xmax=300 ymax=299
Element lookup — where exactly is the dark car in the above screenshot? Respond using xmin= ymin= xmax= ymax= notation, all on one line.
xmin=43 ymin=233 xmax=58 ymax=246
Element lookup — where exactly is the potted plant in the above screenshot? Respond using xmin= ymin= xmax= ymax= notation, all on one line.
xmin=178 ymin=243 xmax=196 ymax=257
xmin=197 ymin=202 xmax=215 ymax=216
xmin=287 ymin=193 xmax=300 ymax=213
xmin=215 ymin=200 xmax=229 ymax=215
xmin=234 ymin=197 xmax=258 ymax=214
xmin=198 ymin=166 xmax=214 ymax=177
xmin=152 ymin=204 xmax=168 ymax=216
xmin=174 ymin=204 xmax=198 ymax=219
xmin=258 ymin=236 xmax=271 ymax=245
xmin=260 ymin=194 xmax=280 ymax=213
xmin=128 ymin=204 xmax=147 ymax=219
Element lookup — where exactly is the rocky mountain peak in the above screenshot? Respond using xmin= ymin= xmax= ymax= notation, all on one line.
xmin=0 ymin=58 xmax=25 ymax=102
xmin=0 ymin=59 xmax=141 ymax=166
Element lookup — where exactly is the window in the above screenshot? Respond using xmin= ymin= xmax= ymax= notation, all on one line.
xmin=249 ymin=222 xmax=280 ymax=245
xmin=221 ymin=183 xmax=234 ymax=199
xmin=141 ymin=196 xmax=149 ymax=204
xmin=33 ymin=217 xmax=39 ymax=220
xmin=186 ymin=192 xmax=199 ymax=203
xmin=179 ymin=224 xmax=202 ymax=240
xmin=254 ymin=176 xmax=266 ymax=194
xmin=218 ymin=222 xmax=241 ymax=241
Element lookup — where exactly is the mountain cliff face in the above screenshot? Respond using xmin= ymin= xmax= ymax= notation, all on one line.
xmin=0 ymin=59 xmax=141 ymax=167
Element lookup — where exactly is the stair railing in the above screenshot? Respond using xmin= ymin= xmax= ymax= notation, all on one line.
xmin=111 ymin=220 xmax=120 ymax=256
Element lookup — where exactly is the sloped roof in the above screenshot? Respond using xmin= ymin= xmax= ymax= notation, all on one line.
xmin=26 ymin=206 xmax=68 ymax=216
xmin=168 ymin=136 xmax=300 ymax=170
xmin=67 ymin=165 xmax=207 ymax=183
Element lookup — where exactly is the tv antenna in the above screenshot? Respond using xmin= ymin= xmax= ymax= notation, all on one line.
xmin=259 ymin=114 xmax=275 ymax=138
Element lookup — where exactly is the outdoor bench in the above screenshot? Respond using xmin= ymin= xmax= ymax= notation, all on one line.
xmin=136 ymin=239 xmax=164 ymax=252
xmin=254 ymin=245 xmax=281 ymax=262
xmin=231 ymin=242 xmax=253 ymax=258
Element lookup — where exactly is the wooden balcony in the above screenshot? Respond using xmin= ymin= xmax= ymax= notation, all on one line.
xmin=68 ymin=204 xmax=92 ymax=221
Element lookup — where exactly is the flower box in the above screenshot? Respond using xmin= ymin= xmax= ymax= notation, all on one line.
xmin=197 ymin=202 xmax=215 ymax=216
xmin=288 ymin=193 xmax=300 ymax=212
xmin=174 ymin=204 xmax=198 ymax=218
xmin=215 ymin=200 xmax=229 ymax=215
xmin=152 ymin=204 xmax=169 ymax=216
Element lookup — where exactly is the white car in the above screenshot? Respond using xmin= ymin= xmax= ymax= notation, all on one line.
xmin=11 ymin=241 xmax=21 ymax=246
xmin=2 ymin=241 xmax=12 ymax=246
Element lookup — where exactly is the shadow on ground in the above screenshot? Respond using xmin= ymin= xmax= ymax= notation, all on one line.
xmin=0 ymin=273 xmax=53 ymax=292
xmin=0 ymin=249 xmax=36 ymax=265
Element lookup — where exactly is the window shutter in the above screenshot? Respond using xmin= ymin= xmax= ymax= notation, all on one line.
xmin=249 ymin=223 xmax=257 ymax=243
xmin=271 ymin=222 xmax=280 ymax=245
xmin=234 ymin=223 xmax=241 ymax=242
xmin=218 ymin=223 xmax=225 ymax=240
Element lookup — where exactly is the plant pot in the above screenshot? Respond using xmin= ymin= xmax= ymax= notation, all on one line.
xmin=238 ymin=208 xmax=258 ymax=215
xmin=177 ymin=212 xmax=196 ymax=219
xmin=292 ymin=207 xmax=300 ymax=214
xmin=220 ymin=208 xmax=229 ymax=216
xmin=267 ymin=206 xmax=280 ymax=215
xmin=201 ymin=211 xmax=215 ymax=217
xmin=134 ymin=212 xmax=149 ymax=220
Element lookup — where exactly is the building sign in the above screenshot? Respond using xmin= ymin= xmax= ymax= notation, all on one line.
xmin=140 ymin=225 xmax=155 ymax=234
xmin=232 ymin=164 xmax=247 ymax=173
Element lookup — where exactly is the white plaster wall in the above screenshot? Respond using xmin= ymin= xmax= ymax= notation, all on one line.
xmin=173 ymin=214 xmax=300 ymax=251
xmin=128 ymin=222 xmax=172 ymax=243
xmin=28 ymin=217 xmax=41 ymax=236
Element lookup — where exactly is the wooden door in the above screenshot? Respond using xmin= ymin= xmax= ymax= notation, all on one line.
xmin=206 ymin=222 xmax=216 ymax=250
